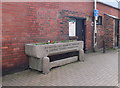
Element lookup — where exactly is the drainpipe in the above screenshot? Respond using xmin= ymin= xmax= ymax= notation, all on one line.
xmin=93 ymin=0 xmax=97 ymax=52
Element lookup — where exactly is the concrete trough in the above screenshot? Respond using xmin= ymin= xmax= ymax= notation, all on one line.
xmin=25 ymin=41 xmax=84 ymax=74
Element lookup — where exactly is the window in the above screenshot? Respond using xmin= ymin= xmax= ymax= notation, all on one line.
xmin=97 ymin=16 xmax=102 ymax=25
xmin=69 ymin=19 xmax=76 ymax=37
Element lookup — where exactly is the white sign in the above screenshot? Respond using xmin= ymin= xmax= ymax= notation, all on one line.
xmin=69 ymin=21 xmax=76 ymax=37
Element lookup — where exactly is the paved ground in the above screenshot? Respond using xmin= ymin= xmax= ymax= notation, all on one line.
xmin=2 ymin=50 xmax=118 ymax=86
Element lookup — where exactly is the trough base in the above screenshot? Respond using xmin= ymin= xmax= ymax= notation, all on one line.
xmin=29 ymin=56 xmax=79 ymax=74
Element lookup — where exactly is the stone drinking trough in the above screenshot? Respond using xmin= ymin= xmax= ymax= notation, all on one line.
xmin=25 ymin=41 xmax=84 ymax=74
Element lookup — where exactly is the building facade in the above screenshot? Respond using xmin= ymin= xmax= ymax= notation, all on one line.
xmin=2 ymin=2 xmax=120 ymax=75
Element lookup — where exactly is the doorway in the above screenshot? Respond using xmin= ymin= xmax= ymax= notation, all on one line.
xmin=115 ymin=19 xmax=119 ymax=48
xmin=76 ymin=18 xmax=86 ymax=51
xmin=68 ymin=16 xmax=86 ymax=51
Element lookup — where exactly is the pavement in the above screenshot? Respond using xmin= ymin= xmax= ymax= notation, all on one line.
xmin=2 ymin=50 xmax=118 ymax=86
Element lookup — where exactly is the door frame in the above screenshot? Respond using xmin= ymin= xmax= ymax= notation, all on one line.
xmin=114 ymin=19 xmax=119 ymax=48
xmin=67 ymin=16 xmax=86 ymax=52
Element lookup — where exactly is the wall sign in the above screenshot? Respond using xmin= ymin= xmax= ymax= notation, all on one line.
xmin=69 ymin=19 xmax=76 ymax=37
xmin=94 ymin=9 xmax=99 ymax=17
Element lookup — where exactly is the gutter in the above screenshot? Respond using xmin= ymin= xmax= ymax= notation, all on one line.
xmin=104 ymin=14 xmax=120 ymax=20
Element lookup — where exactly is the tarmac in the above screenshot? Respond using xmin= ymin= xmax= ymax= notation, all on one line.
xmin=2 ymin=50 xmax=118 ymax=86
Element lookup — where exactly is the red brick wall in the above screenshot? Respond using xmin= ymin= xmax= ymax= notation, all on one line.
xmin=2 ymin=2 xmax=30 ymax=75
xmin=0 ymin=2 xmax=2 ymax=72
xmin=57 ymin=2 xmax=94 ymax=50
xmin=96 ymin=3 xmax=119 ymax=49
xmin=2 ymin=2 xmax=94 ymax=75
xmin=117 ymin=11 xmax=120 ymax=48
xmin=104 ymin=14 xmax=115 ymax=48
xmin=2 ymin=2 xmax=119 ymax=75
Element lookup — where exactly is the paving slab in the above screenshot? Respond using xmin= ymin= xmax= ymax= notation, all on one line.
xmin=2 ymin=50 xmax=118 ymax=86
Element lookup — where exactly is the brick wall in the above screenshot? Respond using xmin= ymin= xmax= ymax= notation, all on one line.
xmin=2 ymin=2 xmax=93 ymax=75
xmin=2 ymin=2 xmax=30 ymax=75
xmin=58 ymin=2 xmax=94 ymax=50
xmin=118 ymin=20 xmax=120 ymax=48
xmin=2 ymin=2 xmax=119 ymax=75
xmin=116 ymin=15 xmax=120 ymax=48
xmin=104 ymin=14 xmax=114 ymax=48
xmin=0 ymin=2 xmax=2 ymax=72
xmin=97 ymin=3 xmax=119 ymax=49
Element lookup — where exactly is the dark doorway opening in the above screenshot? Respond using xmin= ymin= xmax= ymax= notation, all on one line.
xmin=115 ymin=20 xmax=119 ymax=48
xmin=76 ymin=18 xmax=86 ymax=52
